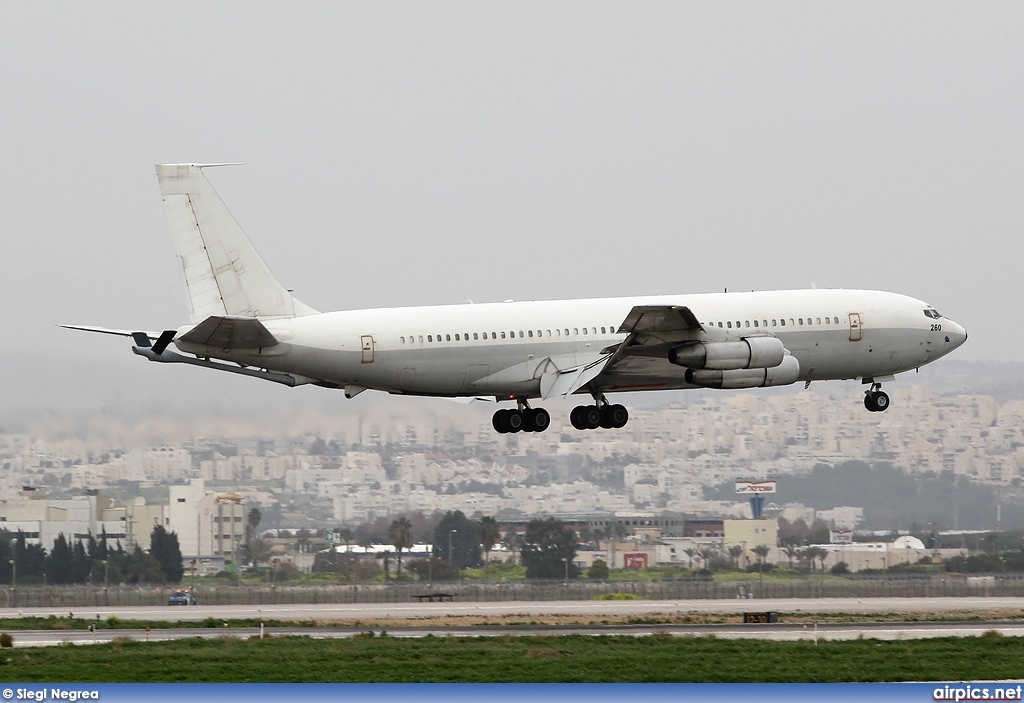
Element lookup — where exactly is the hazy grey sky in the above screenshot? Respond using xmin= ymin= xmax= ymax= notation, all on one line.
xmin=1 ymin=3 xmax=1021 ymax=420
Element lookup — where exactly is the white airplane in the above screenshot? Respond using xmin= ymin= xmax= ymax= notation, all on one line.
xmin=64 ymin=163 xmax=968 ymax=434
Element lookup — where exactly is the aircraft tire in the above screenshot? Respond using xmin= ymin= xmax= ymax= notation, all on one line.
xmin=864 ymin=394 xmax=878 ymax=412
xmin=570 ymin=406 xmax=587 ymax=430
xmin=583 ymin=405 xmax=602 ymax=430
xmin=506 ymin=409 xmax=524 ymax=433
xmin=609 ymin=404 xmax=629 ymax=428
xmin=873 ymin=391 xmax=890 ymax=412
xmin=493 ymin=409 xmax=510 ymax=433
xmin=529 ymin=407 xmax=551 ymax=432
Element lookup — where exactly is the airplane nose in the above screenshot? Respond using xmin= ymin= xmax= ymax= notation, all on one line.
xmin=945 ymin=320 xmax=967 ymax=348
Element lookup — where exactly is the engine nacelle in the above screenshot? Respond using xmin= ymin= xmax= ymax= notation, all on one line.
xmin=685 ymin=355 xmax=800 ymax=390
xmin=668 ymin=337 xmax=785 ymax=370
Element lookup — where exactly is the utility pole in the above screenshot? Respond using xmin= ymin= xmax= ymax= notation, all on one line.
xmin=103 ymin=559 xmax=109 ymax=607
xmin=8 ymin=559 xmax=15 ymax=608
xmin=448 ymin=529 xmax=456 ymax=567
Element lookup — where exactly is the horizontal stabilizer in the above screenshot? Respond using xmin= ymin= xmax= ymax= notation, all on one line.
xmin=59 ymin=325 xmax=160 ymax=342
xmin=178 ymin=315 xmax=279 ymax=350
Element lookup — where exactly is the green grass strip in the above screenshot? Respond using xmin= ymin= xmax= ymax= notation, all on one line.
xmin=0 ymin=634 xmax=1021 ymax=682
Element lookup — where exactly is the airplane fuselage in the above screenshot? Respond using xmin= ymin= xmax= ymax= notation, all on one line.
xmin=175 ymin=288 xmax=965 ymax=399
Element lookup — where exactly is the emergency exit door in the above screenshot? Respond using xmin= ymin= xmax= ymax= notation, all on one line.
xmin=361 ymin=335 xmax=375 ymax=363
xmin=849 ymin=313 xmax=862 ymax=342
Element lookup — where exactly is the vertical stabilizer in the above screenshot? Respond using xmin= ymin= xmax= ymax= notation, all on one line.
xmin=155 ymin=163 xmax=318 ymax=323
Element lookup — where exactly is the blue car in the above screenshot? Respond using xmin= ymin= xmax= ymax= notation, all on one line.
xmin=167 ymin=590 xmax=196 ymax=605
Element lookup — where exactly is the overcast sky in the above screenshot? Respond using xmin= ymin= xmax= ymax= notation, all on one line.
xmin=1 ymin=3 xmax=1021 ymax=422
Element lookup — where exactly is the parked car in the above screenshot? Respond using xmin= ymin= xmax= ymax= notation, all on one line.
xmin=167 ymin=590 xmax=196 ymax=605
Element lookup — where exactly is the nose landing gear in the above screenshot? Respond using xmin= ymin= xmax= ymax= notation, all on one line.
xmin=864 ymin=383 xmax=890 ymax=412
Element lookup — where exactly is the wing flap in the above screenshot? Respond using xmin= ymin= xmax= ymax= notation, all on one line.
xmin=539 ymin=352 xmax=612 ymax=400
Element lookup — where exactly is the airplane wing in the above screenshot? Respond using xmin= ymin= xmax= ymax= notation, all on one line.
xmin=537 ymin=305 xmax=712 ymax=399
xmin=177 ymin=315 xmax=279 ymax=350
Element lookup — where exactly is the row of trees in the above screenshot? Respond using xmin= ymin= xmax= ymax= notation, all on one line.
xmin=0 ymin=526 xmax=184 ymax=585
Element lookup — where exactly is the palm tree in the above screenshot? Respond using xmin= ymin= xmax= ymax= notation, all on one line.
xmin=477 ymin=516 xmax=501 ymax=581
xmin=752 ymin=544 xmax=771 ymax=570
xmin=683 ymin=547 xmax=696 ymax=570
xmin=728 ymin=544 xmax=744 ymax=569
xmin=698 ymin=547 xmax=718 ymax=572
xmin=783 ymin=545 xmax=799 ymax=569
xmin=388 ymin=517 xmax=414 ymax=580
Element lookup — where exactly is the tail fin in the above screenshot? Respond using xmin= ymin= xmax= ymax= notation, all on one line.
xmin=155 ymin=163 xmax=318 ymax=323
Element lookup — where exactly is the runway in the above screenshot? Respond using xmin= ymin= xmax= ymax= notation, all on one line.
xmin=2 ymin=596 xmax=1023 ymax=622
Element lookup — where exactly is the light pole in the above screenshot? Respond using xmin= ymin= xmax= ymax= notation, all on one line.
xmin=103 ymin=559 xmax=109 ymax=607
xmin=8 ymin=559 xmax=14 ymax=608
xmin=448 ymin=529 xmax=456 ymax=567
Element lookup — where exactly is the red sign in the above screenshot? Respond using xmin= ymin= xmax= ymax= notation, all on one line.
xmin=623 ymin=553 xmax=648 ymax=569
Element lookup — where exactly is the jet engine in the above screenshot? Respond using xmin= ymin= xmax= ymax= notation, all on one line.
xmin=685 ymin=355 xmax=800 ymax=389
xmin=668 ymin=337 xmax=785 ymax=370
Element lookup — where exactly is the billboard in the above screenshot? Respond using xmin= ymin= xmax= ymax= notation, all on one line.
xmin=830 ymin=529 xmax=853 ymax=544
xmin=735 ymin=480 xmax=777 ymax=494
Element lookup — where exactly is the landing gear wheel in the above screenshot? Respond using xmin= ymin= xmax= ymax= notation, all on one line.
xmin=527 ymin=407 xmax=551 ymax=433
xmin=492 ymin=409 xmax=509 ymax=433
xmin=570 ymin=406 xmax=586 ymax=430
xmin=583 ymin=405 xmax=602 ymax=430
xmin=873 ymin=391 xmax=890 ymax=412
xmin=506 ymin=409 xmax=524 ymax=433
xmin=608 ymin=404 xmax=629 ymax=428
xmin=864 ymin=391 xmax=890 ymax=412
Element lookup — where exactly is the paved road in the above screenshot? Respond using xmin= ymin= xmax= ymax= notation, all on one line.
xmin=7 ymin=619 xmax=1024 ymax=647
xmin=2 ymin=597 xmax=1023 ymax=622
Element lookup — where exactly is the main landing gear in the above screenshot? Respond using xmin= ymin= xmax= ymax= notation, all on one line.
xmin=570 ymin=389 xmax=628 ymax=430
xmin=864 ymin=383 xmax=890 ymax=413
xmin=490 ymin=395 xmax=630 ymax=433
xmin=492 ymin=402 xmax=551 ymax=434
xmin=570 ymin=403 xmax=629 ymax=430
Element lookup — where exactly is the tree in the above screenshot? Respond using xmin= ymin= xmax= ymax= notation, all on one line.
xmin=783 ymin=545 xmax=799 ymax=569
xmin=587 ymin=558 xmax=609 ymax=580
xmin=247 ymin=508 xmax=262 ymax=541
xmin=502 ymin=527 xmax=523 ymax=565
xmin=432 ymin=511 xmax=481 ymax=569
xmin=520 ymin=517 xmax=579 ymax=580
xmin=728 ymin=545 xmax=744 ymax=568
xmin=149 ymin=525 xmax=184 ymax=583
xmin=752 ymin=544 xmax=771 ymax=570
xmin=47 ymin=534 xmax=73 ymax=584
xmin=388 ymin=517 xmax=414 ymax=579
xmin=683 ymin=547 xmax=696 ymax=569
xmin=477 ymin=516 xmax=501 ymax=580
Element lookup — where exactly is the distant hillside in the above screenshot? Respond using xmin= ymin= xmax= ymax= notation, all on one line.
xmin=705 ymin=460 xmax=1024 ymax=531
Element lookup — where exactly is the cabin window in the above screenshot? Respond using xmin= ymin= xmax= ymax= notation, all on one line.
xmin=400 ymin=336 xmax=405 ymax=344
xmin=753 ymin=321 xmax=758 ymax=328
xmin=744 ymin=321 xmax=750 ymax=328
xmin=717 ymin=322 xmax=723 ymax=328
xmin=537 ymin=330 xmax=542 ymax=337
xmin=798 ymin=318 xmax=803 ymax=325
xmin=528 ymin=330 xmax=534 ymax=338
xmin=789 ymin=319 xmax=795 ymax=326
xmin=601 ymin=326 xmax=606 ymax=334
xmin=727 ymin=321 xmax=732 ymax=328
xmin=564 ymin=329 xmax=570 ymax=336
xmin=500 ymin=332 xmax=506 ymax=339
xmin=816 ymin=317 xmax=821 ymax=324
xmin=428 ymin=335 xmax=433 ymax=342
xmin=582 ymin=327 xmax=588 ymax=335
xmin=780 ymin=319 xmax=786 ymax=326
xmin=473 ymin=333 xmax=479 ymax=340
xmin=518 ymin=331 xmax=524 ymax=338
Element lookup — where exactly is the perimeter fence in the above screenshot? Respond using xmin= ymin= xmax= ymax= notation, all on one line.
xmin=4 ymin=573 xmax=1024 ymax=609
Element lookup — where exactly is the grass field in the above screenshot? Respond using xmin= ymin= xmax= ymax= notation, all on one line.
xmin=1 ymin=634 xmax=1023 ymax=682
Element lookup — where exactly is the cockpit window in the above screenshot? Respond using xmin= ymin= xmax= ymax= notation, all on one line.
xmin=923 ymin=309 xmax=942 ymax=319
